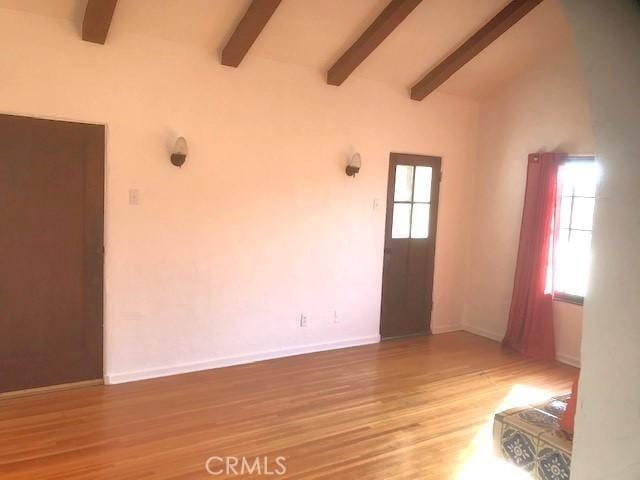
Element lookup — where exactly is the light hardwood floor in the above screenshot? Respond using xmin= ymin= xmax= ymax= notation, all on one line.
xmin=0 ymin=332 xmax=577 ymax=479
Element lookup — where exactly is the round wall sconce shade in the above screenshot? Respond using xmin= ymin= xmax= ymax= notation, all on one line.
xmin=171 ymin=136 xmax=188 ymax=167
xmin=346 ymin=152 xmax=362 ymax=177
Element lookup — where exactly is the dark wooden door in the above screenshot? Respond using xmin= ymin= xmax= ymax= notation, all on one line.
xmin=0 ymin=114 xmax=104 ymax=393
xmin=380 ymin=153 xmax=441 ymax=338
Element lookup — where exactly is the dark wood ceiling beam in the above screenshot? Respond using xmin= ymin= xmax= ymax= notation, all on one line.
xmin=410 ymin=0 xmax=543 ymax=101
xmin=327 ymin=0 xmax=423 ymax=86
xmin=82 ymin=0 xmax=118 ymax=45
xmin=221 ymin=0 xmax=281 ymax=67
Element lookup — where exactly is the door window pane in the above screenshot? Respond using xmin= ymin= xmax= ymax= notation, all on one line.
xmin=391 ymin=203 xmax=411 ymax=238
xmin=410 ymin=203 xmax=430 ymax=239
xmin=413 ymin=166 xmax=432 ymax=202
xmin=394 ymin=165 xmax=414 ymax=202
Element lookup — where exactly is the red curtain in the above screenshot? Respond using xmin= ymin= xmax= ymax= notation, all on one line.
xmin=503 ymin=153 xmax=564 ymax=361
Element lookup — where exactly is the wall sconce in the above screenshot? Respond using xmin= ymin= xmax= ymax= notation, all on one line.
xmin=170 ymin=137 xmax=188 ymax=167
xmin=345 ymin=152 xmax=362 ymax=177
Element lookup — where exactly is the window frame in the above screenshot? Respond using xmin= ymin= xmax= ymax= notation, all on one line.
xmin=552 ymin=156 xmax=596 ymax=307
xmin=391 ymin=164 xmax=433 ymax=240
xmin=553 ymin=291 xmax=585 ymax=306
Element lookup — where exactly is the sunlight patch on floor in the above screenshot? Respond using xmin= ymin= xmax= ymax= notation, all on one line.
xmin=455 ymin=384 xmax=552 ymax=480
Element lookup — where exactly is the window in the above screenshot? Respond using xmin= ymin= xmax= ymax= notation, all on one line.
xmin=391 ymin=165 xmax=432 ymax=239
xmin=553 ymin=159 xmax=597 ymax=304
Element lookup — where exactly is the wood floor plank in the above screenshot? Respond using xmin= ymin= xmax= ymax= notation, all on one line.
xmin=0 ymin=332 xmax=576 ymax=479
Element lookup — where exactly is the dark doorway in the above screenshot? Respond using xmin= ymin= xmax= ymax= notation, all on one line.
xmin=0 ymin=114 xmax=104 ymax=393
xmin=380 ymin=153 xmax=441 ymax=338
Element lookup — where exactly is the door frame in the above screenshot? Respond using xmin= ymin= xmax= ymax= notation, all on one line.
xmin=380 ymin=152 xmax=442 ymax=338
xmin=0 ymin=112 xmax=106 ymax=391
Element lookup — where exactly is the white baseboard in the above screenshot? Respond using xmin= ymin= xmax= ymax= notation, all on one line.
xmin=462 ymin=324 xmax=581 ymax=368
xmin=556 ymin=352 xmax=581 ymax=368
xmin=461 ymin=323 xmax=503 ymax=342
xmin=104 ymin=335 xmax=380 ymax=385
xmin=431 ymin=323 xmax=462 ymax=334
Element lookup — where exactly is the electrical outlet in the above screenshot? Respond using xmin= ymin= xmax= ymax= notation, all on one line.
xmin=300 ymin=314 xmax=307 ymax=327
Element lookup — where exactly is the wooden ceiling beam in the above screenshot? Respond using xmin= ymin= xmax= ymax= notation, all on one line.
xmin=327 ymin=0 xmax=423 ymax=86
xmin=82 ymin=0 xmax=118 ymax=45
xmin=410 ymin=0 xmax=543 ymax=101
xmin=221 ymin=0 xmax=281 ymax=67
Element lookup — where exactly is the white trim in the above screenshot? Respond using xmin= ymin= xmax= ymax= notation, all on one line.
xmin=0 ymin=109 xmax=106 ymax=127
xmin=104 ymin=335 xmax=380 ymax=384
xmin=556 ymin=352 xmax=581 ymax=368
xmin=461 ymin=324 xmax=503 ymax=342
xmin=462 ymin=324 xmax=581 ymax=368
xmin=431 ymin=323 xmax=462 ymax=334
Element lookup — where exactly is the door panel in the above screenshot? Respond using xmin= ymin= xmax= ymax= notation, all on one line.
xmin=0 ymin=114 xmax=104 ymax=393
xmin=380 ymin=153 xmax=441 ymax=338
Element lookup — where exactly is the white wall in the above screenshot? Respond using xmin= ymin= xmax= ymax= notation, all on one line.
xmin=461 ymin=44 xmax=594 ymax=367
xmin=0 ymin=9 xmax=479 ymax=382
xmin=560 ymin=1 xmax=640 ymax=478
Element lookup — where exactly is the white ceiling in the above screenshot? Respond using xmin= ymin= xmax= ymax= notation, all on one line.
xmin=0 ymin=0 xmax=573 ymax=99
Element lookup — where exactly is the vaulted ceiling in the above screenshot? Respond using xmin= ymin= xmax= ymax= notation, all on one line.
xmin=0 ymin=0 xmax=572 ymax=99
